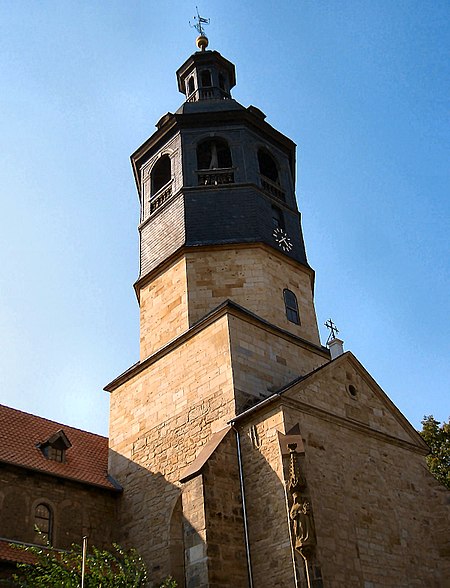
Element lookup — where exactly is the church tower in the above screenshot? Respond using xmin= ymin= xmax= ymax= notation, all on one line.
xmin=106 ymin=33 xmax=449 ymax=588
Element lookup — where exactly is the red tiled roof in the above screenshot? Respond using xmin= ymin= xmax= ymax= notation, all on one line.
xmin=0 ymin=404 xmax=120 ymax=491
xmin=0 ymin=540 xmax=37 ymax=564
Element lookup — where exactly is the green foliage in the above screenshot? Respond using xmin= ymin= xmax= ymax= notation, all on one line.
xmin=12 ymin=542 xmax=148 ymax=587
xmin=420 ymin=415 xmax=450 ymax=490
xmin=158 ymin=579 xmax=177 ymax=588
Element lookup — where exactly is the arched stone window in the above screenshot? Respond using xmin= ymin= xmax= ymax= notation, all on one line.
xmin=34 ymin=503 xmax=52 ymax=545
xmin=197 ymin=138 xmax=232 ymax=170
xmin=200 ymin=70 xmax=212 ymax=87
xmin=151 ymin=155 xmax=171 ymax=196
xmin=258 ymin=149 xmax=279 ymax=184
xmin=283 ymin=289 xmax=300 ymax=325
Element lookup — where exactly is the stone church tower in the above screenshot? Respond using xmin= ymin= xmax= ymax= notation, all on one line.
xmin=105 ymin=37 xmax=450 ymax=587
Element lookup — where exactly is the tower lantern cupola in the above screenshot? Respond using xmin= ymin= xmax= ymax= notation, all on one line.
xmin=176 ymin=49 xmax=236 ymax=102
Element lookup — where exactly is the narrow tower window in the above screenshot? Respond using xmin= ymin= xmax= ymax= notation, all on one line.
xmin=200 ymin=70 xmax=212 ymax=87
xmin=272 ymin=205 xmax=284 ymax=229
xmin=187 ymin=77 xmax=195 ymax=96
xmin=197 ymin=139 xmax=232 ymax=170
xmin=218 ymin=72 xmax=226 ymax=91
xmin=34 ymin=503 xmax=52 ymax=545
xmin=151 ymin=155 xmax=171 ymax=196
xmin=283 ymin=289 xmax=300 ymax=325
xmin=258 ymin=149 xmax=279 ymax=184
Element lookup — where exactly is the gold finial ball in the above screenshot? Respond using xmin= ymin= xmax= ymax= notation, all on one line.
xmin=196 ymin=35 xmax=209 ymax=51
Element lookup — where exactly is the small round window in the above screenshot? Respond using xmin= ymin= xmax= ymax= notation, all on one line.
xmin=348 ymin=384 xmax=358 ymax=398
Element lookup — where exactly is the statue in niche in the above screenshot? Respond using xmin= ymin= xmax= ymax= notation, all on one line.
xmin=290 ymin=492 xmax=316 ymax=555
xmin=286 ymin=442 xmax=316 ymax=556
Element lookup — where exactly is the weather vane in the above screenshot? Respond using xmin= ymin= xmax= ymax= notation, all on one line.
xmin=190 ymin=7 xmax=210 ymax=37
xmin=324 ymin=319 xmax=339 ymax=344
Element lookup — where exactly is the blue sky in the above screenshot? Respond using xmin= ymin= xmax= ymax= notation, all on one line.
xmin=0 ymin=1 xmax=448 ymax=437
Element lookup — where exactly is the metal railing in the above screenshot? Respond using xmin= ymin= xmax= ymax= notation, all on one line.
xmin=150 ymin=183 xmax=172 ymax=214
xmin=260 ymin=175 xmax=285 ymax=201
xmin=187 ymin=86 xmax=230 ymax=102
xmin=197 ymin=169 xmax=235 ymax=186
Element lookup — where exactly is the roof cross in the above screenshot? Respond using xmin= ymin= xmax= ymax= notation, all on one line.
xmin=324 ymin=319 xmax=339 ymax=344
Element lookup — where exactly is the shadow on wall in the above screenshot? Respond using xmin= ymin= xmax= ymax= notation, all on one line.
xmin=109 ymin=449 xmax=192 ymax=588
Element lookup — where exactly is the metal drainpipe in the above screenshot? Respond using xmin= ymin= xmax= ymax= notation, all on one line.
xmin=233 ymin=426 xmax=254 ymax=588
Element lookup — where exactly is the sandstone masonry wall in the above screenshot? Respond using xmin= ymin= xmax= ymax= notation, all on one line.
xmin=237 ymin=407 xmax=296 ymax=587
xmin=139 ymin=256 xmax=189 ymax=359
xmin=0 ymin=464 xmax=118 ymax=550
xmin=282 ymin=399 xmax=450 ymax=588
xmin=186 ymin=246 xmax=320 ymax=346
xmin=228 ymin=314 xmax=327 ymax=411
xmin=109 ymin=316 xmax=238 ymax=583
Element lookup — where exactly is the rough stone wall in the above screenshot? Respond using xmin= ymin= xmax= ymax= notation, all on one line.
xmin=228 ymin=313 xmax=327 ymax=411
xmin=229 ymin=353 xmax=450 ymax=588
xmin=282 ymin=403 xmax=450 ymax=587
xmin=109 ymin=315 xmax=238 ymax=584
xmin=182 ymin=476 xmax=208 ymax=588
xmin=237 ymin=407 xmax=296 ymax=587
xmin=138 ymin=244 xmax=323 ymax=367
xmin=232 ymin=354 xmax=450 ymax=588
xmin=202 ymin=432 xmax=248 ymax=587
xmin=139 ymin=256 xmax=189 ymax=359
xmin=0 ymin=464 xmax=118 ymax=550
xmin=185 ymin=246 xmax=320 ymax=346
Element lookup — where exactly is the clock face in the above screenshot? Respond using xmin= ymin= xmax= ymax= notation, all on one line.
xmin=272 ymin=227 xmax=293 ymax=252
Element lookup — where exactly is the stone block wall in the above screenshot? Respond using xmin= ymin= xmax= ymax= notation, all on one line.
xmin=237 ymin=407 xmax=296 ymax=587
xmin=202 ymin=432 xmax=248 ymax=587
xmin=109 ymin=315 xmax=238 ymax=583
xmin=139 ymin=255 xmax=189 ymax=359
xmin=228 ymin=313 xmax=327 ymax=411
xmin=0 ymin=464 xmax=118 ymax=550
xmin=231 ymin=353 xmax=450 ymax=588
xmin=138 ymin=244 xmax=324 ymax=375
xmin=185 ymin=245 xmax=320 ymax=346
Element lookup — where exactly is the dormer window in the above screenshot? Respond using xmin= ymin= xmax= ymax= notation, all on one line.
xmin=39 ymin=429 xmax=71 ymax=463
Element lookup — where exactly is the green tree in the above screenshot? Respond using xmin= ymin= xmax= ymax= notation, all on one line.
xmin=12 ymin=542 xmax=149 ymax=587
xmin=420 ymin=415 xmax=450 ymax=490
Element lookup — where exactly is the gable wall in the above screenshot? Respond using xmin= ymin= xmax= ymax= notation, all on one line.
xmin=280 ymin=401 xmax=450 ymax=587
